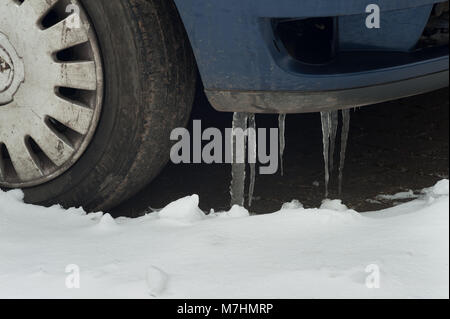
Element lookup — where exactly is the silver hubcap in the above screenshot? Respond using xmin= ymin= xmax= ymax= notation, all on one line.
xmin=0 ymin=32 xmax=24 ymax=104
xmin=0 ymin=0 xmax=103 ymax=188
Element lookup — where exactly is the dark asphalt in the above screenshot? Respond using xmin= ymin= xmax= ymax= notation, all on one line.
xmin=112 ymin=87 xmax=449 ymax=217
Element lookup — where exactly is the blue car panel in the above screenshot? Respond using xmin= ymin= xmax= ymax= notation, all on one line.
xmin=339 ymin=5 xmax=433 ymax=51
xmin=173 ymin=0 xmax=449 ymax=113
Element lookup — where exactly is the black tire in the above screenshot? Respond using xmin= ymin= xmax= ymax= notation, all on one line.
xmin=23 ymin=0 xmax=196 ymax=211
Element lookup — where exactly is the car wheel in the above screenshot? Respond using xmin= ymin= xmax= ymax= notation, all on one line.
xmin=0 ymin=0 xmax=196 ymax=211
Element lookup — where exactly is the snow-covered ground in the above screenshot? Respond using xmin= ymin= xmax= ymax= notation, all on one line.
xmin=0 ymin=180 xmax=448 ymax=299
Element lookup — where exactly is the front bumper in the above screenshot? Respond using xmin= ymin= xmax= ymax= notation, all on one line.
xmin=206 ymin=70 xmax=448 ymax=113
xmin=175 ymin=0 xmax=449 ymax=113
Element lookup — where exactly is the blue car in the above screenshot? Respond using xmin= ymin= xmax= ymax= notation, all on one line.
xmin=0 ymin=0 xmax=448 ymax=210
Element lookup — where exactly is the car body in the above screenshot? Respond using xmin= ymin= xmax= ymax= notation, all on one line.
xmin=174 ymin=0 xmax=449 ymax=113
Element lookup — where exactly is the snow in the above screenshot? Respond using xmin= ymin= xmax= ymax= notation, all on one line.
xmin=0 ymin=180 xmax=448 ymax=299
xmin=211 ymin=205 xmax=250 ymax=218
xmin=157 ymin=195 xmax=205 ymax=223
xmin=428 ymin=179 xmax=449 ymax=196
xmin=281 ymin=199 xmax=304 ymax=210
xmin=320 ymin=199 xmax=350 ymax=212
xmin=146 ymin=266 xmax=169 ymax=297
xmin=376 ymin=190 xmax=418 ymax=201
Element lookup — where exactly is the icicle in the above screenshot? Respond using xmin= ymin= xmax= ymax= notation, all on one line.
xmin=278 ymin=114 xmax=286 ymax=176
xmin=339 ymin=109 xmax=351 ymax=195
xmin=230 ymin=112 xmax=248 ymax=207
xmin=248 ymin=114 xmax=257 ymax=207
xmin=329 ymin=111 xmax=339 ymax=177
xmin=320 ymin=111 xmax=331 ymax=198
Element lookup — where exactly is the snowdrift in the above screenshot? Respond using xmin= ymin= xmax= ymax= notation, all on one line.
xmin=0 ymin=181 xmax=448 ymax=298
